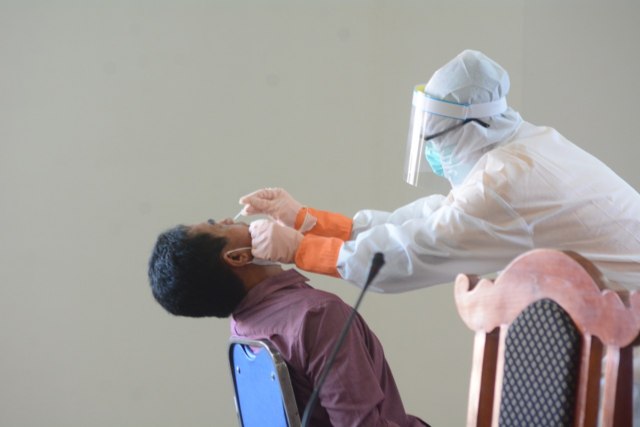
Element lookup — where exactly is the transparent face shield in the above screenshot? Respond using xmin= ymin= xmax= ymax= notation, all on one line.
xmin=404 ymin=85 xmax=430 ymax=187
xmin=403 ymin=84 xmax=507 ymax=187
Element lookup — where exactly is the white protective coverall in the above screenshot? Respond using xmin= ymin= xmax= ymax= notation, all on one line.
xmin=343 ymin=121 xmax=640 ymax=292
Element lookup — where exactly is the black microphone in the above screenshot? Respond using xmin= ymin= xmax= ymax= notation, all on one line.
xmin=300 ymin=252 xmax=385 ymax=427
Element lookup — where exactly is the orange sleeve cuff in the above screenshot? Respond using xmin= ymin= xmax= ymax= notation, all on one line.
xmin=295 ymin=207 xmax=353 ymax=240
xmin=295 ymin=234 xmax=342 ymax=278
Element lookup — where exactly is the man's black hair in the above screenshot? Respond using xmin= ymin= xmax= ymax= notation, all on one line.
xmin=148 ymin=225 xmax=247 ymax=317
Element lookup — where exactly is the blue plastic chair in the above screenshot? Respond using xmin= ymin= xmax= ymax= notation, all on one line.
xmin=228 ymin=337 xmax=301 ymax=427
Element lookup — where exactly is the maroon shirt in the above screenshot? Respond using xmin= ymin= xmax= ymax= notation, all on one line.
xmin=230 ymin=269 xmax=428 ymax=427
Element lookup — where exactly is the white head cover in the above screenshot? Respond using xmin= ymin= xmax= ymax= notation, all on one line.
xmin=404 ymin=50 xmax=522 ymax=187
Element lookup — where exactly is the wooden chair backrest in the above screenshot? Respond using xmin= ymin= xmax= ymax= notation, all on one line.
xmin=455 ymin=249 xmax=640 ymax=427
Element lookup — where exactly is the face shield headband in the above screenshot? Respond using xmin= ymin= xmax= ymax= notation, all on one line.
xmin=404 ymin=84 xmax=508 ymax=186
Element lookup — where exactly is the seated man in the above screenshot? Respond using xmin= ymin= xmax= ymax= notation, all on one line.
xmin=148 ymin=218 xmax=429 ymax=427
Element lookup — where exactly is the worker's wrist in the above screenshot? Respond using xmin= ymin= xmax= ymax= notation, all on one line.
xmin=295 ymin=207 xmax=318 ymax=233
xmin=295 ymin=234 xmax=341 ymax=277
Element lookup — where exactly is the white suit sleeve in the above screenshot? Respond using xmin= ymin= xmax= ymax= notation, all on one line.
xmin=337 ymin=186 xmax=534 ymax=293
xmin=351 ymin=194 xmax=447 ymax=237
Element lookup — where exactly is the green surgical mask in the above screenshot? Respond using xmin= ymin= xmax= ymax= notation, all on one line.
xmin=424 ymin=144 xmax=445 ymax=177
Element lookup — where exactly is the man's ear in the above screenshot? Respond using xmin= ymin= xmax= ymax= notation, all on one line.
xmin=223 ymin=249 xmax=252 ymax=268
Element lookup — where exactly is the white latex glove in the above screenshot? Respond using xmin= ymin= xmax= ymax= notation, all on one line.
xmin=249 ymin=219 xmax=303 ymax=264
xmin=239 ymin=187 xmax=316 ymax=232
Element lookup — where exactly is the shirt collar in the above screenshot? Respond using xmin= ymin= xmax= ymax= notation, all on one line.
xmin=233 ymin=269 xmax=309 ymax=316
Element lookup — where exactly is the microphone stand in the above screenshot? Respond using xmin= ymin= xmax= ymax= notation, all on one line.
xmin=300 ymin=253 xmax=385 ymax=427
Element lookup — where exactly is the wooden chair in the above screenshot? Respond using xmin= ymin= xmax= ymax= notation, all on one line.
xmin=454 ymin=249 xmax=640 ymax=427
xmin=228 ymin=337 xmax=301 ymax=427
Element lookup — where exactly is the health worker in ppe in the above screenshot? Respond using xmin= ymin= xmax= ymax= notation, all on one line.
xmin=239 ymin=49 xmax=640 ymax=296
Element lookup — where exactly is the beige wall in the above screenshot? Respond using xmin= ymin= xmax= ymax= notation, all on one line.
xmin=2 ymin=1 xmax=639 ymax=426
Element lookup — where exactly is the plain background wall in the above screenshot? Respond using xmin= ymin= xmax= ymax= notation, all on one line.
xmin=2 ymin=1 xmax=639 ymax=426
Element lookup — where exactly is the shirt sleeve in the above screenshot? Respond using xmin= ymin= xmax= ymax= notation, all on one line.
xmin=300 ymin=299 xmax=402 ymax=427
